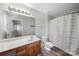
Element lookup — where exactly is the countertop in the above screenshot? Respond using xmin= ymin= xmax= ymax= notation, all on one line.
xmin=0 ymin=36 xmax=41 ymax=53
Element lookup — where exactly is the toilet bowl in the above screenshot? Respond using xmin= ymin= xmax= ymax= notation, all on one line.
xmin=41 ymin=36 xmax=53 ymax=51
xmin=44 ymin=41 xmax=54 ymax=51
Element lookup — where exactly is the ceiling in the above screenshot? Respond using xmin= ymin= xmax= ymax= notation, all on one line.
xmin=23 ymin=3 xmax=79 ymax=17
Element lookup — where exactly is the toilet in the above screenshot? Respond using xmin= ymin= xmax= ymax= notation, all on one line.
xmin=41 ymin=36 xmax=54 ymax=51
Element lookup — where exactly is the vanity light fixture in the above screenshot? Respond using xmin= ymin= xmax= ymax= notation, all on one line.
xmin=8 ymin=6 xmax=31 ymax=16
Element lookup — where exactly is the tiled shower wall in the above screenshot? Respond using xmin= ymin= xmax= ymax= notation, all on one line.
xmin=48 ymin=13 xmax=79 ymax=55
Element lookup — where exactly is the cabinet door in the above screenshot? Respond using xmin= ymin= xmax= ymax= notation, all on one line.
xmin=26 ymin=43 xmax=35 ymax=56
xmin=26 ymin=41 xmax=41 ymax=56
xmin=35 ymin=41 xmax=41 ymax=55
xmin=16 ymin=45 xmax=26 ymax=56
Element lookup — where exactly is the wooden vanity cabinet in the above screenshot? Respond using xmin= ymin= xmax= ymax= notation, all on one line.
xmin=26 ymin=41 xmax=41 ymax=56
xmin=0 ymin=40 xmax=41 ymax=56
xmin=16 ymin=45 xmax=26 ymax=56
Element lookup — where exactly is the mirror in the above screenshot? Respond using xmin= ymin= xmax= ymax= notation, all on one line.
xmin=0 ymin=11 xmax=35 ymax=39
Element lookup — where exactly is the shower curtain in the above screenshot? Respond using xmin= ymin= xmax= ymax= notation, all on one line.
xmin=48 ymin=13 xmax=79 ymax=55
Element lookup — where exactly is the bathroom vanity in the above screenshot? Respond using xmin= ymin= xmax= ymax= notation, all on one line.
xmin=0 ymin=36 xmax=41 ymax=56
xmin=0 ymin=7 xmax=41 ymax=56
